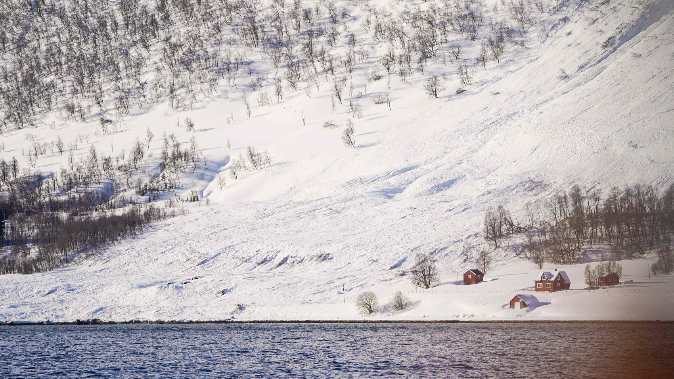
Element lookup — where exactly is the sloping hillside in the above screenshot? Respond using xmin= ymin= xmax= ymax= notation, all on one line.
xmin=1 ymin=0 xmax=673 ymax=321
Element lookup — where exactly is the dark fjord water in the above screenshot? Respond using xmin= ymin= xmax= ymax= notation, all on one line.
xmin=1 ymin=323 xmax=673 ymax=378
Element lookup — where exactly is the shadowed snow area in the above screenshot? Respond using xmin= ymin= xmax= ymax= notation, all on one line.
xmin=1 ymin=0 xmax=674 ymax=322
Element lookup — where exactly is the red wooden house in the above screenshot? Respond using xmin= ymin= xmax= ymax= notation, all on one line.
xmin=535 ymin=272 xmax=554 ymax=291
xmin=463 ymin=269 xmax=484 ymax=285
xmin=535 ymin=270 xmax=570 ymax=292
xmin=553 ymin=270 xmax=571 ymax=290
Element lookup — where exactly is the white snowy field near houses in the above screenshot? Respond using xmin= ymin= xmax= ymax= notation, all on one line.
xmin=1 ymin=0 xmax=674 ymax=322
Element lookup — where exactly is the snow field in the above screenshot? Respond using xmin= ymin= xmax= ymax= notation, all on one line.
xmin=1 ymin=0 xmax=674 ymax=321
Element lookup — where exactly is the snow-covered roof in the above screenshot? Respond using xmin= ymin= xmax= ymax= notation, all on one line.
xmin=537 ymin=272 xmax=554 ymax=281
xmin=555 ymin=271 xmax=571 ymax=283
xmin=514 ymin=294 xmax=538 ymax=305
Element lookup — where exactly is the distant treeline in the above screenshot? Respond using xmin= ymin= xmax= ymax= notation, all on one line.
xmin=484 ymin=183 xmax=674 ymax=266
xmin=0 ymin=204 xmax=176 ymax=274
xmin=0 ymin=154 xmax=187 ymax=275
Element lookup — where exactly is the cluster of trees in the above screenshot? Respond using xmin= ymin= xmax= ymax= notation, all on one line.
xmin=229 ymin=146 xmax=271 ymax=180
xmin=0 ymin=0 xmax=248 ymax=129
xmin=0 ymin=0 xmax=555 ymax=132
xmin=355 ymin=290 xmax=410 ymax=315
xmin=139 ymin=132 xmax=202 ymax=196
xmin=483 ymin=205 xmax=517 ymax=248
xmin=0 ymin=135 xmax=197 ymax=274
xmin=484 ymin=183 xmax=674 ymax=267
xmin=583 ymin=259 xmax=623 ymax=290
xmin=0 ymin=204 xmax=177 ymax=274
xmin=356 ymin=252 xmax=443 ymax=315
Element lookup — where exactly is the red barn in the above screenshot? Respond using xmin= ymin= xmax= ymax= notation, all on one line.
xmin=598 ymin=273 xmax=620 ymax=286
xmin=463 ymin=269 xmax=484 ymax=285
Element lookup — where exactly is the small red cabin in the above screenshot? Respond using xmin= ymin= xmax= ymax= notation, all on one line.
xmin=598 ymin=273 xmax=620 ymax=286
xmin=510 ymin=295 xmax=526 ymax=309
xmin=509 ymin=294 xmax=537 ymax=309
xmin=535 ymin=270 xmax=570 ymax=292
xmin=463 ymin=269 xmax=484 ymax=285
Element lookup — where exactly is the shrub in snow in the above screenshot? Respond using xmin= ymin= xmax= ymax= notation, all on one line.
xmin=558 ymin=68 xmax=569 ymax=80
xmin=356 ymin=291 xmax=378 ymax=315
xmin=391 ymin=291 xmax=409 ymax=312
xmin=424 ymin=75 xmax=444 ymax=98
xmin=410 ymin=253 xmax=439 ymax=289
xmin=651 ymin=246 xmax=673 ymax=276
xmin=373 ymin=92 xmax=390 ymax=106
xmin=229 ymin=147 xmax=271 ymax=180
xmin=349 ymin=101 xmax=363 ymax=118
xmin=459 ymin=65 xmax=472 ymax=86
xmin=342 ymin=121 xmax=355 ymax=148
xmin=450 ymin=45 xmax=461 ymax=60
xmin=184 ymin=117 xmax=195 ymax=132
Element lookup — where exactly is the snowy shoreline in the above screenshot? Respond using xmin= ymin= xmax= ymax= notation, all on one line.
xmin=4 ymin=319 xmax=673 ymax=326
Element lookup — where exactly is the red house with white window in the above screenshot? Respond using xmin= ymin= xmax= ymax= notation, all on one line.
xmin=463 ymin=269 xmax=484 ymax=285
xmin=535 ymin=270 xmax=570 ymax=292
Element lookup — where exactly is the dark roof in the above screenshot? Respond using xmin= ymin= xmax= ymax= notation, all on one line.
xmin=555 ymin=271 xmax=571 ymax=283
xmin=537 ymin=271 xmax=555 ymax=281
xmin=467 ymin=269 xmax=484 ymax=276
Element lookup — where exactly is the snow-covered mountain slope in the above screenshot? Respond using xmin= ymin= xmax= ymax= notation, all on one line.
xmin=1 ymin=0 xmax=674 ymax=321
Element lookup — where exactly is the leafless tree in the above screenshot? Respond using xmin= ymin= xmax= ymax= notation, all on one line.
xmin=356 ymin=291 xmax=378 ymax=315
xmin=410 ymin=253 xmax=439 ymax=289
xmin=458 ymin=65 xmax=472 ymax=87
xmin=584 ymin=264 xmax=598 ymax=290
xmin=487 ymin=32 xmax=506 ymax=63
xmin=55 ymin=136 xmax=64 ymax=156
xmin=342 ymin=120 xmax=355 ymax=148
xmin=146 ymin=127 xmax=154 ymax=148
xmin=476 ymin=250 xmax=492 ymax=275
xmin=392 ymin=291 xmax=409 ymax=311
xmin=424 ymin=75 xmax=444 ymax=98
xmin=450 ymin=45 xmax=461 ymax=60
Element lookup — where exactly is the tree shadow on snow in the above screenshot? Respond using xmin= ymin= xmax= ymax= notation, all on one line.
xmin=439 ymin=280 xmax=464 ymax=286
